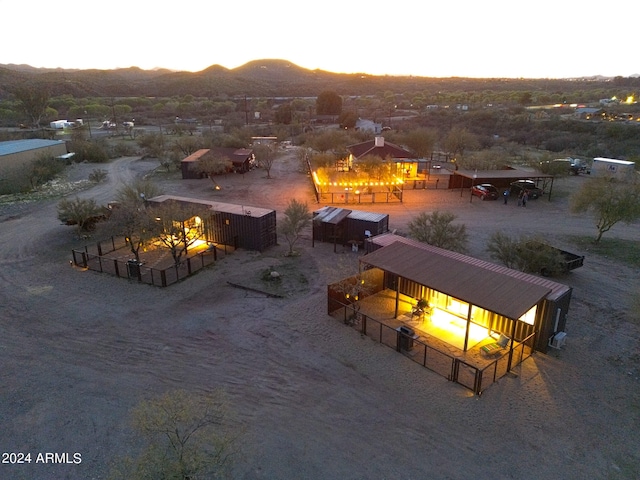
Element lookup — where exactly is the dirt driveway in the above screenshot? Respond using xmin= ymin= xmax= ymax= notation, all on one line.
xmin=0 ymin=151 xmax=639 ymax=479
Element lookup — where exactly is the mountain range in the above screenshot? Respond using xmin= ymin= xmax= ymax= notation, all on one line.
xmin=0 ymin=59 xmax=636 ymax=99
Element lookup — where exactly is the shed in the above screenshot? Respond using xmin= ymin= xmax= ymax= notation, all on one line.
xmin=147 ymin=195 xmax=277 ymax=252
xmin=362 ymin=233 xmax=572 ymax=353
xmin=591 ymin=157 xmax=636 ymax=180
xmin=0 ymin=139 xmax=69 ymax=177
xmin=181 ymin=148 xmax=255 ymax=179
xmin=312 ymin=206 xmax=389 ymax=252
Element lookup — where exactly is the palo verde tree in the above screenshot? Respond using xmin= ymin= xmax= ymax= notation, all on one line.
xmin=486 ymin=232 xmax=567 ymax=276
xmin=401 ymin=128 xmax=437 ymax=159
xmin=109 ymin=389 xmax=240 ymax=480
xmin=99 ymin=180 xmax=162 ymax=262
xmin=408 ymin=210 xmax=468 ymax=253
xmin=280 ymin=199 xmax=312 ymax=256
xmin=57 ymin=197 xmax=104 ymax=237
xmin=252 ymin=143 xmax=277 ymax=179
xmin=11 ymin=82 xmax=50 ymax=128
xmin=570 ymin=176 xmax=640 ymax=242
xmin=150 ymin=200 xmax=209 ymax=268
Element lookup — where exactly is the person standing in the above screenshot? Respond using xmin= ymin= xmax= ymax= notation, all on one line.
xmin=522 ymin=190 xmax=529 ymax=207
xmin=517 ymin=190 xmax=523 ymax=206
xmin=503 ymin=189 xmax=509 ymax=204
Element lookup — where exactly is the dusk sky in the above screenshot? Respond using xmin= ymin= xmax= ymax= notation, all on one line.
xmin=1 ymin=0 xmax=635 ymax=79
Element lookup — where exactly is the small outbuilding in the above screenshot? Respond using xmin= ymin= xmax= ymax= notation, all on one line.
xmin=181 ymin=148 xmax=255 ymax=179
xmin=147 ymin=195 xmax=277 ymax=252
xmin=312 ymin=206 xmax=389 ymax=252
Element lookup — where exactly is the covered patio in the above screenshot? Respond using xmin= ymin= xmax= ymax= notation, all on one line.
xmin=328 ymin=236 xmax=572 ymax=394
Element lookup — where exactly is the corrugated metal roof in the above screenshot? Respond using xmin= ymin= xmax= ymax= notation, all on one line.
xmin=347 ymin=210 xmax=388 ymax=222
xmin=314 ymin=206 xmax=387 ymax=224
xmin=453 ymin=169 xmax=554 ymax=180
xmin=148 ymin=195 xmax=274 ymax=218
xmin=368 ymin=233 xmax=571 ymax=302
xmin=0 ymin=139 xmax=66 ymax=156
xmin=313 ymin=207 xmax=352 ymax=225
xmin=181 ymin=149 xmax=210 ymax=163
xmin=361 ymin=236 xmax=561 ymax=320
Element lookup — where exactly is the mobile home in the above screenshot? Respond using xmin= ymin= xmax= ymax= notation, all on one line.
xmin=591 ymin=157 xmax=635 ymax=180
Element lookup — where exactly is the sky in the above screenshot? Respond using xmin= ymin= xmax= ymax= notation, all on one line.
xmin=1 ymin=0 xmax=636 ymax=79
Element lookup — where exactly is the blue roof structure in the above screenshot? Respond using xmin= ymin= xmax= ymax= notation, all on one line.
xmin=0 ymin=139 xmax=66 ymax=156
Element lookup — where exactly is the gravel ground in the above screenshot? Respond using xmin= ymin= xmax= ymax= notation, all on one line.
xmin=0 ymin=152 xmax=639 ymax=479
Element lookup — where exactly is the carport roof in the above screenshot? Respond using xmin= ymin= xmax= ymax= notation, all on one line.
xmin=361 ymin=239 xmax=555 ymax=320
xmin=453 ymin=169 xmax=554 ymax=181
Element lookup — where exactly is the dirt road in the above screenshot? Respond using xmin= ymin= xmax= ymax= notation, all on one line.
xmin=0 ymin=152 xmax=638 ymax=479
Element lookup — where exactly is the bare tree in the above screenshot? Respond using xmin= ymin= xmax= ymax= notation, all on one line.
xmin=280 ymin=199 xmax=312 ymax=256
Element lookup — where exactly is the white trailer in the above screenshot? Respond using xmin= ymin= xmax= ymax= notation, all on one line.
xmin=50 ymin=120 xmax=69 ymax=129
xmin=591 ymin=157 xmax=635 ymax=180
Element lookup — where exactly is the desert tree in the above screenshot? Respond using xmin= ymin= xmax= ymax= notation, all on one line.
xmin=253 ymin=143 xmax=277 ymax=178
xmin=172 ymin=135 xmax=203 ymax=157
xmin=11 ymin=82 xmax=50 ymax=128
xmin=487 ymin=232 xmax=566 ymax=276
xmin=57 ymin=197 xmax=104 ymax=237
xmin=192 ymin=152 xmax=233 ymax=189
xmin=330 ymin=269 xmax=377 ymax=324
xmin=402 ymin=128 xmax=437 ymax=159
xmin=27 ymin=153 xmax=65 ymax=189
xmin=150 ymin=200 xmax=209 ymax=267
xmin=570 ymin=177 xmax=640 ymax=242
xmin=96 ymin=180 xmax=162 ymax=261
xmin=442 ymin=127 xmax=478 ymax=161
xmin=280 ymin=199 xmax=312 ymax=256
xmin=408 ymin=210 xmax=468 ymax=253
xmin=116 ymin=178 xmax=161 ymax=206
xmin=316 ymin=90 xmax=342 ymax=115
xmin=109 ymin=389 xmax=239 ymax=480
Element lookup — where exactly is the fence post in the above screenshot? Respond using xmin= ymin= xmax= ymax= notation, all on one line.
xmin=161 ymin=270 xmax=167 ymax=287
xmin=114 ymin=259 xmax=119 ymax=277
xmin=362 ymin=315 xmax=367 ymax=335
xmin=97 ymin=242 xmax=102 ymax=256
xmin=81 ymin=252 xmax=87 ymax=268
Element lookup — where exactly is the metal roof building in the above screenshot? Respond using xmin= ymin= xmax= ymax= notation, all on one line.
xmin=361 ymin=233 xmax=572 ymax=353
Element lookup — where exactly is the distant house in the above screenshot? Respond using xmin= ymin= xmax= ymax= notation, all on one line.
xmin=355 ymin=118 xmax=382 ymax=134
xmin=181 ymin=147 xmax=254 ymax=179
xmin=344 ymin=136 xmax=417 ymax=175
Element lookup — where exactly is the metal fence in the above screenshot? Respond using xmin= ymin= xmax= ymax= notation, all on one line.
xmin=71 ymin=237 xmax=219 ymax=287
xmin=332 ymin=304 xmax=535 ymax=395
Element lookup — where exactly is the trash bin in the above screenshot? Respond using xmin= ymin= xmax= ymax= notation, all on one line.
xmin=127 ymin=259 xmax=141 ymax=277
xmin=397 ymin=326 xmax=416 ymax=351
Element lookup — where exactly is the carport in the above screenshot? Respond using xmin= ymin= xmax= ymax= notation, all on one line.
xmin=451 ymin=169 xmax=555 ymax=200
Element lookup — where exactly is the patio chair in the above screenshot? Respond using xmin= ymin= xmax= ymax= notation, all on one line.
xmin=480 ymin=334 xmax=510 ymax=356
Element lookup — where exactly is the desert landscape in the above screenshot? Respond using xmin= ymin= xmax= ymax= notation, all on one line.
xmin=1 ymin=150 xmax=639 ymax=479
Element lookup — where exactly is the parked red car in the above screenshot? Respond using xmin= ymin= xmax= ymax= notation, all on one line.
xmin=471 ymin=183 xmax=499 ymax=200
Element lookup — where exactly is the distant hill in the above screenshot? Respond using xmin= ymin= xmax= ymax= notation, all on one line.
xmin=0 ymin=59 xmax=634 ymax=99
